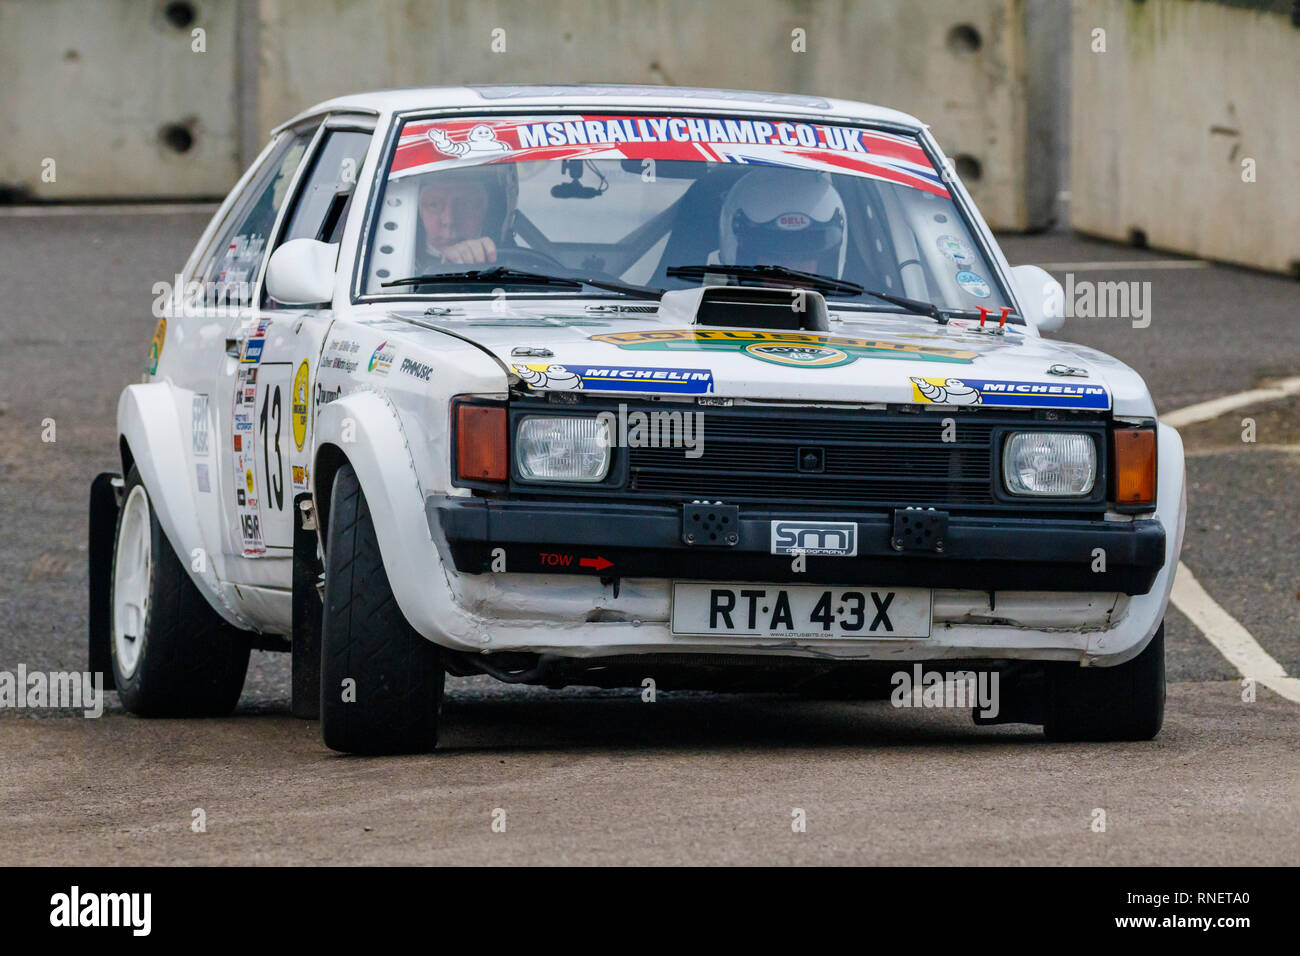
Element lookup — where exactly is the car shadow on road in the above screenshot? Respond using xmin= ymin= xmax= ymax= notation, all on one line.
xmin=432 ymin=688 xmax=1043 ymax=754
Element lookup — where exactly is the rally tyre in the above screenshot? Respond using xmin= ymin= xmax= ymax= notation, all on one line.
xmin=1044 ymin=624 xmax=1165 ymax=742
xmin=110 ymin=467 xmax=250 ymax=716
xmin=320 ymin=463 xmax=444 ymax=755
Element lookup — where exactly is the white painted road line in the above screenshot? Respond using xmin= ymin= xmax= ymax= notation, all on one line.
xmin=1162 ymin=376 xmax=1300 ymax=428
xmin=0 ymin=203 xmax=219 ymax=217
xmin=1170 ymin=562 xmax=1300 ymax=704
xmin=1036 ymin=259 xmax=1209 ymax=271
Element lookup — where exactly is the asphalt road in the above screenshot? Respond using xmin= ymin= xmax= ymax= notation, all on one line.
xmin=1 ymin=211 xmax=1296 ymax=865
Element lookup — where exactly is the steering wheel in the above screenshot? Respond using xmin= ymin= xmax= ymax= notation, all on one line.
xmin=492 ymin=245 xmax=566 ymax=272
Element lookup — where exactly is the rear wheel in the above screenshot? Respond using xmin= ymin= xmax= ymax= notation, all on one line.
xmin=1044 ymin=624 xmax=1165 ymax=741
xmin=319 ymin=463 xmax=444 ymax=754
xmin=110 ymin=467 xmax=250 ymax=716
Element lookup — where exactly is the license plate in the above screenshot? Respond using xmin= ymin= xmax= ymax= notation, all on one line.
xmin=670 ymin=583 xmax=931 ymax=639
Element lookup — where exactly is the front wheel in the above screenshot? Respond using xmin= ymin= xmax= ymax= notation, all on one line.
xmin=319 ymin=463 xmax=444 ymax=755
xmin=1044 ymin=624 xmax=1165 ymax=742
xmin=110 ymin=467 xmax=250 ymax=716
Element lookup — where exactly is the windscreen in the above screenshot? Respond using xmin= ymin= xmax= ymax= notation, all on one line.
xmin=361 ymin=113 xmax=1011 ymax=312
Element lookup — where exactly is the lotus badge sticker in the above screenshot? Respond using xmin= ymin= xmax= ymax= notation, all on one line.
xmin=742 ymin=342 xmax=851 ymax=368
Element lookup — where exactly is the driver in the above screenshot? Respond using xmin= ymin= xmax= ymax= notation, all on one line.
xmin=717 ymin=169 xmax=848 ymax=278
xmin=414 ymin=164 xmax=518 ymax=269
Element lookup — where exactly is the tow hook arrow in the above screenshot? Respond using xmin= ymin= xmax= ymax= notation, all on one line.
xmin=580 ymin=556 xmax=613 ymax=571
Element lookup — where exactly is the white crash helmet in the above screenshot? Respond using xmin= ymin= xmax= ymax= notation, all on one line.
xmin=719 ymin=169 xmax=848 ymax=278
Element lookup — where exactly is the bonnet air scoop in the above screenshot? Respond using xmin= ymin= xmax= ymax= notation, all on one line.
xmin=657 ymin=285 xmax=831 ymax=332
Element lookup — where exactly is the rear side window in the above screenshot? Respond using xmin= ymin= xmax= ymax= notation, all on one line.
xmin=194 ymin=128 xmax=314 ymax=305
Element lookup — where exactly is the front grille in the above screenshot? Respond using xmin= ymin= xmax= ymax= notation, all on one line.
xmin=627 ymin=408 xmax=999 ymax=508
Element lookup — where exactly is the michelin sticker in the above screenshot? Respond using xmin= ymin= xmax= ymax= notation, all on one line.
xmin=910 ymin=376 xmax=1110 ymax=409
xmin=590 ymin=329 xmax=978 ymax=367
xmin=955 ymin=271 xmax=990 ymax=298
xmin=513 ymin=363 xmax=716 ymax=394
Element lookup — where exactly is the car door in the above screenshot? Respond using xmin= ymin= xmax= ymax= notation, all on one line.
xmin=226 ymin=122 xmax=374 ymax=588
xmin=179 ymin=125 xmax=315 ymax=599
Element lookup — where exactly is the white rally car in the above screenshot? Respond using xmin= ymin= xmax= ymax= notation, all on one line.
xmin=89 ymin=85 xmax=1185 ymax=752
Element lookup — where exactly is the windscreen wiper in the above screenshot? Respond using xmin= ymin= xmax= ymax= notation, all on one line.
xmin=565 ymin=274 xmax=664 ymax=300
xmin=665 ymin=263 xmax=953 ymax=324
xmin=381 ymin=267 xmax=583 ymax=290
xmin=381 ymin=267 xmax=663 ymax=300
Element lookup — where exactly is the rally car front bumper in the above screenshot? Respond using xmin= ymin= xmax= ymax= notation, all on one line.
xmin=433 ymin=499 xmax=1166 ymax=595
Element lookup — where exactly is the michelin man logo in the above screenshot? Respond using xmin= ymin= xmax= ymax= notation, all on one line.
xmin=513 ymin=363 xmax=583 ymax=390
xmin=910 ymin=376 xmax=981 ymax=405
xmin=428 ymin=124 xmax=512 ymax=158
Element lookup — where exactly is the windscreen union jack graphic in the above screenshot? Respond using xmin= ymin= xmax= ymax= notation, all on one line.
xmin=388 ymin=114 xmax=952 ymax=198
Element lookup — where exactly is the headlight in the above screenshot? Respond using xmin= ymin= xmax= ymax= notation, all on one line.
xmin=1002 ymin=432 xmax=1096 ymax=496
xmin=515 ymin=416 xmax=611 ymax=482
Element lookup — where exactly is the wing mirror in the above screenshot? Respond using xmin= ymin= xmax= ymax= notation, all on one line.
xmin=265 ymin=238 xmax=338 ymax=306
xmin=1010 ymin=264 xmax=1065 ymax=333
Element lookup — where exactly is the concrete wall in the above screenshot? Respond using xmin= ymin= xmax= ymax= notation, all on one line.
xmin=1 ymin=0 xmax=1059 ymax=230
xmin=1071 ymin=0 xmax=1300 ymax=275
xmin=0 ymin=0 xmax=242 ymax=200
xmin=256 ymin=0 xmax=1059 ymax=230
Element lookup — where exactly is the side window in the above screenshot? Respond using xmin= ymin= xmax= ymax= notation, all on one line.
xmin=194 ymin=128 xmax=314 ymax=305
xmin=263 ymin=129 xmax=372 ymax=308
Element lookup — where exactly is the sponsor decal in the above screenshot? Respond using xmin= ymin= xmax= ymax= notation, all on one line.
xmin=513 ymin=362 xmax=715 ymax=393
xmin=776 ymin=212 xmax=812 ymax=230
xmin=322 ymin=338 xmax=361 ymax=372
xmin=292 ymin=464 xmax=309 ymax=491
xmin=399 ymin=357 xmax=435 ymax=382
xmin=314 ymin=383 xmax=342 ymax=407
xmin=147 ymin=318 xmax=165 ymax=376
xmin=390 ymin=115 xmax=951 ymax=198
xmin=292 ymin=360 xmax=309 ymax=450
xmin=909 ymin=376 xmax=1110 ymax=409
xmin=195 ymin=462 xmax=210 ymax=493
xmin=367 ymin=340 xmax=395 ymax=375
xmin=231 ymin=361 xmax=264 ymax=555
xmin=955 ymin=270 xmax=990 ymax=298
xmin=936 ymin=234 xmax=972 ymax=266
xmin=241 ymin=337 xmax=265 ymax=364
xmin=770 ymin=520 xmax=858 ymax=556
xmin=589 ymin=329 xmax=978 ymax=366
xmin=191 ymin=395 xmax=209 ymax=456
xmin=743 ymin=342 xmax=850 ymax=368
xmin=427 ymin=123 xmax=512 ymax=157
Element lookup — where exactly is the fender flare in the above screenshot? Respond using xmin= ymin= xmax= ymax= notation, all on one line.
xmin=312 ymin=390 xmax=487 ymax=648
xmin=1085 ymin=421 xmax=1187 ymax=665
xmin=117 ymin=382 xmax=251 ymax=630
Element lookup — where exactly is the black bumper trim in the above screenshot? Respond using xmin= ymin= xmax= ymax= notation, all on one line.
xmin=431 ymin=499 xmax=1167 ymax=595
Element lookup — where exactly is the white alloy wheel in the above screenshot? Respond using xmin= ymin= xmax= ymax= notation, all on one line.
xmin=112 ymin=483 xmax=152 ymax=679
